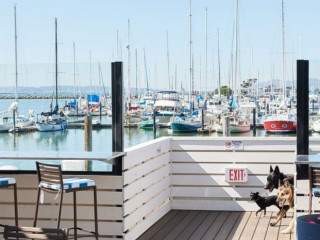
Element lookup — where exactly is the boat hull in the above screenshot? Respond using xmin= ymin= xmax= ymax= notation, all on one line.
xmin=264 ymin=120 xmax=296 ymax=133
xmin=171 ymin=122 xmax=202 ymax=132
xmin=215 ymin=124 xmax=251 ymax=133
xmin=37 ymin=122 xmax=67 ymax=132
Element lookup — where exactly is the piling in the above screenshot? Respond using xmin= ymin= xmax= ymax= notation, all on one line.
xmin=99 ymin=103 xmax=102 ymax=119
xmin=84 ymin=115 xmax=92 ymax=171
xmin=252 ymin=108 xmax=256 ymax=135
xmin=201 ymin=108 xmax=204 ymax=130
xmin=222 ymin=116 xmax=230 ymax=136
xmin=153 ymin=109 xmax=157 ymax=138
xmin=13 ymin=109 xmax=16 ymax=132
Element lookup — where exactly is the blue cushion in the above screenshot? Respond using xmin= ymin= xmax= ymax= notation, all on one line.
xmin=313 ymin=188 xmax=320 ymax=196
xmin=0 ymin=177 xmax=16 ymax=186
xmin=40 ymin=178 xmax=95 ymax=191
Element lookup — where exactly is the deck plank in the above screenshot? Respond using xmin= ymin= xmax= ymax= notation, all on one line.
xmin=201 ymin=211 xmax=230 ymax=240
xmin=226 ymin=212 xmax=251 ymax=240
xmin=238 ymin=211 xmax=261 ymax=240
xmin=138 ymin=210 xmax=296 ymax=240
xmin=264 ymin=212 xmax=280 ymax=240
xmin=137 ymin=210 xmax=179 ymax=240
xmin=252 ymin=211 xmax=273 ymax=240
xmin=149 ymin=210 xmax=189 ymax=240
xmin=277 ymin=212 xmax=294 ymax=240
xmin=176 ymin=211 xmax=210 ymax=240
xmin=188 ymin=211 xmax=221 ymax=240
xmin=214 ymin=211 xmax=241 ymax=240
xmin=163 ymin=210 xmax=199 ymax=240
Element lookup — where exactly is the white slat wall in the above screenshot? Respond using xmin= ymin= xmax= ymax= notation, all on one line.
xmin=123 ymin=137 xmax=171 ymax=240
xmin=0 ymin=174 xmax=123 ymax=240
xmin=171 ymin=137 xmax=320 ymax=212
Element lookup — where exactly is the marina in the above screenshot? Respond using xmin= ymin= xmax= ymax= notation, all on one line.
xmin=1 ymin=0 xmax=320 ymax=239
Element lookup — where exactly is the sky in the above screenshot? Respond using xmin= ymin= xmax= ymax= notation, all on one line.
xmin=0 ymin=0 xmax=320 ymax=92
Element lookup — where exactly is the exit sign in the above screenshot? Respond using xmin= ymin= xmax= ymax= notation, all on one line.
xmin=225 ymin=168 xmax=248 ymax=182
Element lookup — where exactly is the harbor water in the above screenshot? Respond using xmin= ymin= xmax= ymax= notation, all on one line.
xmin=0 ymin=98 xmax=317 ymax=171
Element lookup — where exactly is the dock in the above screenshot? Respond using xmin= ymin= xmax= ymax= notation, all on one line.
xmin=67 ymin=122 xmax=112 ymax=129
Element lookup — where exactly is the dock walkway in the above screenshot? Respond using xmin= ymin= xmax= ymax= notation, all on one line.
xmin=138 ymin=210 xmax=294 ymax=240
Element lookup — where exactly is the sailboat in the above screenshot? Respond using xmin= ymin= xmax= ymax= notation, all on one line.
xmin=263 ymin=0 xmax=296 ymax=133
xmin=36 ymin=18 xmax=67 ymax=132
xmin=0 ymin=6 xmax=34 ymax=132
xmin=170 ymin=0 xmax=202 ymax=133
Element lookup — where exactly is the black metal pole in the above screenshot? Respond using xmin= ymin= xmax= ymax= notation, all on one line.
xmin=112 ymin=62 xmax=123 ymax=175
xmin=297 ymin=59 xmax=309 ymax=180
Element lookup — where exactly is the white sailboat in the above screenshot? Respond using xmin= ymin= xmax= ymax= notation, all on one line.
xmin=37 ymin=18 xmax=67 ymax=132
xmin=0 ymin=6 xmax=34 ymax=132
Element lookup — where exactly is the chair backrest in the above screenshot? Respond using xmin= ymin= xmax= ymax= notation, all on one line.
xmin=36 ymin=161 xmax=63 ymax=192
xmin=309 ymin=166 xmax=320 ymax=192
xmin=3 ymin=225 xmax=68 ymax=240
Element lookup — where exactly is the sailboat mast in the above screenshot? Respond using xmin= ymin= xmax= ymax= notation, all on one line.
xmin=166 ymin=31 xmax=170 ymax=91
xmin=14 ymin=5 xmax=18 ymax=103
xmin=234 ymin=0 xmax=239 ymax=94
xmin=127 ymin=19 xmax=131 ymax=100
xmin=55 ymin=18 xmax=58 ymax=107
xmin=143 ymin=48 xmax=149 ymax=93
xmin=135 ymin=48 xmax=138 ymax=96
xmin=217 ymin=28 xmax=221 ymax=98
xmin=189 ymin=0 xmax=192 ymax=109
xmin=281 ymin=0 xmax=286 ymax=99
xmin=205 ymin=7 xmax=207 ymax=99
xmin=73 ymin=42 xmax=76 ymax=99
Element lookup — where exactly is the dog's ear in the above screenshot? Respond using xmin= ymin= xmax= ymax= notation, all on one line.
xmin=284 ymin=179 xmax=290 ymax=188
xmin=270 ymin=165 xmax=273 ymax=173
xmin=274 ymin=166 xmax=280 ymax=175
xmin=256 ymin=192 xmax=259 ymax=195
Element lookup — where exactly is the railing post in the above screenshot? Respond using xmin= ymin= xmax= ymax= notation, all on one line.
xmin=112 ymin=62 xmax=123 ymax=175
xmin=297 ymin=59 xmax=309 ymax=179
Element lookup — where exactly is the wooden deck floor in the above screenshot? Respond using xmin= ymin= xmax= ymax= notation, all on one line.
xmin=138 ymin=211 xmax=294 ymax=240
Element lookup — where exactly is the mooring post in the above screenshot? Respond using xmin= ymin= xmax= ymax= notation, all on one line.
xmin=99 ymin=103 xmax=102 ymax=119
xmin=202 ymin=108 xmax=204 ymax=130
xmin=13 ymin=109 xmax=16 ymax=132
xmin=222 ymin=116 xmax=230 ymax=136
xmin=84 ymin=114 xmax=92 ymax=171
xmin=252 ymin=108 xmax=256 ymax=136
xmin=297 ymin=60 xmax=309 ymax=180
xmin=153 ymin=109 xmax=156 ymax=138
xmin=112 ymin=62 xmax=123 ymax=175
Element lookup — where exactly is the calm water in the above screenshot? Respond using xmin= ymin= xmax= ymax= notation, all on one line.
xmin=0 ymin=98 xmax=313 ymax=170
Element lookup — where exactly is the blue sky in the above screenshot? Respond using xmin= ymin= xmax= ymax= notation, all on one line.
xmin=0 ymin=0 xmax=319 ymax=91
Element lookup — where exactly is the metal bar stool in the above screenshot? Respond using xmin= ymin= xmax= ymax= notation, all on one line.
xmin=33 ymin=162 xmax=98 ymax=240
xmin=0 ymin=177 xmax=18 ymax=227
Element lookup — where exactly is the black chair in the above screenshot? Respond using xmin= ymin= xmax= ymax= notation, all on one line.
xmin=0 ymin=177 xmax=18 ymax=227
xmin=309 ymin=166 xmax=320 ymax=213
xmin=3 ymin=225 xmax=68 ymax=240
xmin=33 ymin=162 xmax=98 ymax=239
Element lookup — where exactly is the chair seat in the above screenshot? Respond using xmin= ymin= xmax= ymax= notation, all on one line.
xmin=313 ymin=188 xmax=320 ymax=197
xmin=40 ymin=178 xmax=95 ymax=191
xmin=0 ymin=177 xmax=16 ymax=186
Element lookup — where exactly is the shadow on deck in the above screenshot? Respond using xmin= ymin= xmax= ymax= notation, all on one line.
xmin=138 ymin=210 xmax=294 ymax=240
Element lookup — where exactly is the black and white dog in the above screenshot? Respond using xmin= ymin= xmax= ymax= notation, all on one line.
xmin=250 ymin=192 xmax=284 ymax=217
xmin=264 ymin=165 xmax=294 ymax=194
